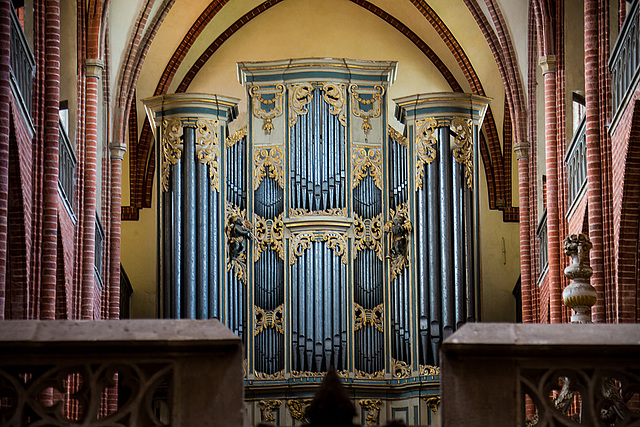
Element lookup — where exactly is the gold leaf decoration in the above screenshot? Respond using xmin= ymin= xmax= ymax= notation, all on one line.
xmin=161 ymin=118 xmax=183 ymax=192
xmin=353 ymin=212 xmax=383 ymax=260
xmin=225 ymin=204 xmax=251 ymax=284
xmin=354 ymin=369 xmax=385 ymax=379
xmin=289 ymin=207 xmax=347 ymax=217
xmin=391 ymin=359 xmax=411 ymax=378
xmin=195 ymin=118 xmax=220 ymax=192
xmin=258 ymin=400 xmax=281 ymax=423
xmin=451 ymin=117 xmax=474 ymax=189
xmin=384 ymin=203 xmax=412 ymax=281
xmin=287 ymin=399 xmax=313 ymax=423
xmin=253 ymin=213 xmax=284 ymax=261
xmin=415 ymin=117 xmax=438 ymax=189
xmin=424 ymin=396 xmax=441 ymax=415
xmin=289 ymin=83 xmax=314 ymax=127
xmin=289 ymin=231 xmax=348 ymax=265
xmin=352 ymin=146 xmax=382 ymax=190
xmin=254 ymin=370 xmax=286 ymax=380
xmin=359 ymin=399 xmax=382 ymax=426
xmin=419 ymin=364 xmax=440 ymax=376
xmin=354 ymin=302 xmax=384 ymax=332
xmin=349 ymin=84 xmax=384 ymax=136
xmin=226 ymin=125 xmax=247 ymax=148
xmin=250 ymin=84 xmax=284 ymax=134
xmin=321 ymin=83 xmax=347 ymax=127
xmin=388 ymin=125 xmax=407 ymax=147
xmin=254 ymin=304 xmax=284 ymax=335
xmin=254 ymin=146 xmax=284 ymax=190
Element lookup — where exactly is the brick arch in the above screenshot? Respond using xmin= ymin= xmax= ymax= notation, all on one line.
xmin=617 ymin=101 xmax=640 ymax=323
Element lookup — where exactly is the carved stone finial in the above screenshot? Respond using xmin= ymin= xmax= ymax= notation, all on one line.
xmin=563 ymin=233 xmax=596 ymax=323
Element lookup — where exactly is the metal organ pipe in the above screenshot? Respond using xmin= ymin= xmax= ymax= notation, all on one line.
xmin=439 ymin=126 xmax=454 ymax=340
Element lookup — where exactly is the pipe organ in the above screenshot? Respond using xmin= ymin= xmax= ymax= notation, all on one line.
xmin=144 ymin=58 xmax=490 ymax=426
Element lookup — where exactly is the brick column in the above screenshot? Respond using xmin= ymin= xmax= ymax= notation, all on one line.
xmin=80 ymin=59 xmax=102 ymax=320
xmin=514 ymin=141 xmax=531 ymax=323
xmin=584 ymin=0 xmax=605 ymax=322
xmin=0 ymin=0 xmax=11 ymax=318
xmin=41 ymin=0 xmax=60 ymax=320
xmin=108 ymin=144 xmax=125 ymax=319
xmin=540 ymin=55 xmax=562 ymax=324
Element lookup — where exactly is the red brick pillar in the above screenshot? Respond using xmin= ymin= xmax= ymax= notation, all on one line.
xmin=584 ymin=0 xmax=605 ymax=322
xmin=0 ymin=0 xmax=11 ymax=318
xmin=40 ymin=0 xmax=60 ymax=320
xmin=540 ymin=55 xmax=563 ymax=323
xmin=80 ymin=59 xmax=102 ymax=320
xmin=109 ymin=144 xmax=125 ymax=319
xmin=515 ymin=141 xmax=532 ymax=323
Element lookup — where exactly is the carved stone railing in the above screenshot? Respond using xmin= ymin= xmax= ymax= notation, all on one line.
xmin=0 ymin=319 xmax=244 ymax=426
xmin=9 ymin=5 xmax=35 ymax=120
xmin=58 ymin=120 xmax=76 ymax=214
xmin=442 ymin=323 xmax=640 ymax=426
xmin=536 ymin=209 xmax=548 ymax=283
xmin=565 ymin=116 xmax=587 ymax=213
xmin=610 ymin=0 xmax=640 ymax=120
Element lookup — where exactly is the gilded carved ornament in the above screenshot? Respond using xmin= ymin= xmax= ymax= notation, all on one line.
xmin=287 ymin=399 xmax=313 ymax=423
xmin=289 ymin=207 xmax=347 ymax=218
xmin=450 ymin=117 xmax=474 ymax=189
xmin=388 ymin=125 xmax=408 ymax=147
xmin=385 ymin=203 xmax=412 ymax=281
xmin=424 ymin=396 xmax=441 ymax=414
xmin=225 ymin=204 xmax=252 ymax=285
xmin=258 ymin=400 xmax=281 ymax=423
xmin=349 ymin=84 xmax=384 ymax=136
xmin=195 ymin=119 xmax=220 ymax=192
xmin=391 ymin=359 xmax=411 ymax=378
xmin=415 ymin=117 xmax=438 ymax=189
xmin=254 ymin=370 xmax=286 ymax=380
xmin=161 ymin=118 xmax=183 ymax=192
xmin=419 ymin=364 xmax=440 ymax=376
xmin=359 ymin=399 xmax=382 ymax=426
xmin=254 ymin=304 xmax=284 ymax=336
xmin=289 ymin=231 xmax=349 ymax=266
xmin=321 ymin=83 xmax=347 ymax=127
xmin=354 ymin=369 xmax=385 ymax=379
xmin=352 ymin=146 xmax=382 ymax=190
xmin=250 ymin=84 xmax=284 ymax=134
xmin=225 ymin=125 xmax=247 ymax=148
xmin=254 ymin=146 xmax=284 ymax=190
xmin=253 ymin=213 xmax=284 ymax=262
xmin=289 ymin=83 xmax=314 ymax=127
xmin=353 ymin=212 xmax=383 ymax=260
xmin=354 ymin=302 xmax=384 ymax=333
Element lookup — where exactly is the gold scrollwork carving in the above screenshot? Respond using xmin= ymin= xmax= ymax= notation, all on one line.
xmin=353 ymin=213 xmax=383 ymax=260
xmin=359 ymin=399 xmax=382 ymax=426
xmin=354 ymin=302 xmax=384 ymax=332
xmin=424 ymin=396 xmax=441 ymax=415
xmin=253 ymin=213 xmax=284 ymax=261
xmin=195 ymin=118 xmax=220 ymax=192
xmin=254 ymin=146 xmax=284 ymax=190
xmin=225 ymin=204 xmax=252 ymax=284
xmin=321 ymin=83 xmax=347 ymax=127
xmin=354 ymin=369 xmax=385 ymax=379
xmin=250 ymin=84 xmax=285 ymax=134
xmin=388 ymin=125 xmax=408 ymax=147
xmin=254 ymin=304 xmax=284 ymax=335
xmin=289 ymin=231 xmax=349 ymax=265
xmin=226 ymin=125 xmax=247 ymax=148
xmin=419 ymin=365 xmax=440 ymax=376
xmin=415 ymin=117 xmax=438 ymax=189
xmin=451 ymin=117 xmax=474 ymax=189
xmin=258 ymin=400 xmax=281 ymax=423
xmin=289 ymin=207 xmax=347 ymax=217
xmin=161 ymin=118 xmax=183 ymax=192
xmin=349 ymin=84 xmax=384 ymax=136
xmin=254 ymin=370 xmax=286 ymax=380
xmin=290 ymin=370 xmax=348 ymax=379
xmin=392 ymin=359 xmax=411 ymax=378
xmin=289 ymin=83 xmax=315 ymax=127
xmin=287 ymin=398 xmax=313 ymax=423
xmin=384 ymin=203 xmax=412 ymax=282
xmin=352 ymin=146 xmax=382 ymax=190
